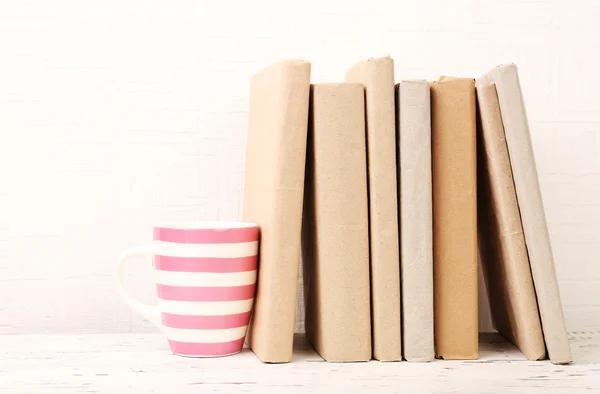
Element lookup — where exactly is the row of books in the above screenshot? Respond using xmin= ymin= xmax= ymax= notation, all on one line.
xmin=241 ymin=57 xmax=572 ymax=365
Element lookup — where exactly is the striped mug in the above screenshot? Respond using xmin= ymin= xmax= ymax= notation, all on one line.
xmin=113 ymin=221 xmax=259 ymax=357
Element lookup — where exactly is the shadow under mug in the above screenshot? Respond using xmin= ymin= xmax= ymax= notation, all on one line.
xmin=113 ymin=221 xmax=259 ymax=357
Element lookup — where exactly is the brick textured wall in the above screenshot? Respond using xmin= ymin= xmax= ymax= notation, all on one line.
xmin=0 ymin=0 xmax=598 ymax=334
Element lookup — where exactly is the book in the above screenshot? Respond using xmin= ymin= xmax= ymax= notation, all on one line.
xmin=242 ymin=59 xmax=311 ymax=363
xmin=476 ymin=82 xmax=546 ymax=361
xmin=396 ymin=80 xmax=434 ymax=362
xmin=478 ymin=64 xmax=572 ymax=364
xmin=430 ymin=76 xmax=478 ymax=360
xmin=345 ymin=57 xmax=402 ymax=361
xmin=302 ymin=83 xmax=372 ymax=362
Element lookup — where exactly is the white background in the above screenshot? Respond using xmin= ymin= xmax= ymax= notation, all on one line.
xmin=0 ymin=0 xmax=598 ymax=335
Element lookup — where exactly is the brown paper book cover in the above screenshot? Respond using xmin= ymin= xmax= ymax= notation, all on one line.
xmin=302 ymin=83 xmax=371 ymax=362
xmin=396 ymin=80 xmax=434 ymax=362
xmin=242 ymin=59 xmax=311 ymax=363
xmin=479 ymin=64 xmax=572 ymax=364
xmin=345 ymin=57 xmax=401 ymax=361
xmin=430 ymin=76 xmax=478 ymax=360
xmin=476 ymin=82 xmax=546 ymax=361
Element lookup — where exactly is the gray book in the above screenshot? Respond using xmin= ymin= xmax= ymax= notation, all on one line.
xmin=396 ymin=80 xmax=434 ymax=362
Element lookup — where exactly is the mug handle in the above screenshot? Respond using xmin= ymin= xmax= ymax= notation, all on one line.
xmin=114 ymin=245 xmax=164 ymax=331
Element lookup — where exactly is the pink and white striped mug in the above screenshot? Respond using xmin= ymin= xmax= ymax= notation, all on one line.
xmin=113 ymin=221 xmax=259 ymax=357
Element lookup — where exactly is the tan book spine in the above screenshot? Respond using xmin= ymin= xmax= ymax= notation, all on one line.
xmin=302 ymin=83 xmax=372 ymax=362
xmin=476 ymin=82 xmax=546 ymax=361
xmin=430 ymin=76 xmax=478 ymax=360
xmin=345 ymin=57 xmax=401 ymax=361
xmin=242 ymin=60 xmax=311 ymax=363
xmin=479 ymin=64 xmax=572 ymax=364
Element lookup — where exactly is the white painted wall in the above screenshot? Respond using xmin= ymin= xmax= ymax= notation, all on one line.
xmin=0 ymin=0 xmax=598 ymax=334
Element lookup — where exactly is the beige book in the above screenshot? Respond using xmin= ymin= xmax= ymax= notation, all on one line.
xmin=242 ymin=60 xmax=311 ymax=363
xmin=476 ymin=82 xmax=546 ymax=361
xmin=396 ymin=80 xmax=434 ymax=362
xmin=479 ymin=64 xmax=572 ymax=364
xmin=430 ymin=76 xmax=478 ymax=360
xmin=302 ymin=83 xmax=372 ymax=362
xmin=345 ymin=57 xmax=401 ymax=361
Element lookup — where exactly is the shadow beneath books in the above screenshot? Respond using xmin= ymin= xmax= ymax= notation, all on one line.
xmin=277 ymin=332 xmax=589 ymax=365
xmin=291 ymin=332 xmax=558 ymax=363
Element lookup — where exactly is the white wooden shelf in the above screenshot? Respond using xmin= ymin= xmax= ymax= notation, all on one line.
xmin=1 ymin=332 xmax=598 ymax=393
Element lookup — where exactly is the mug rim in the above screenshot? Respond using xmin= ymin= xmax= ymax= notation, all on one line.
xmin=153 ymin=221 xmax=259 ymax=231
